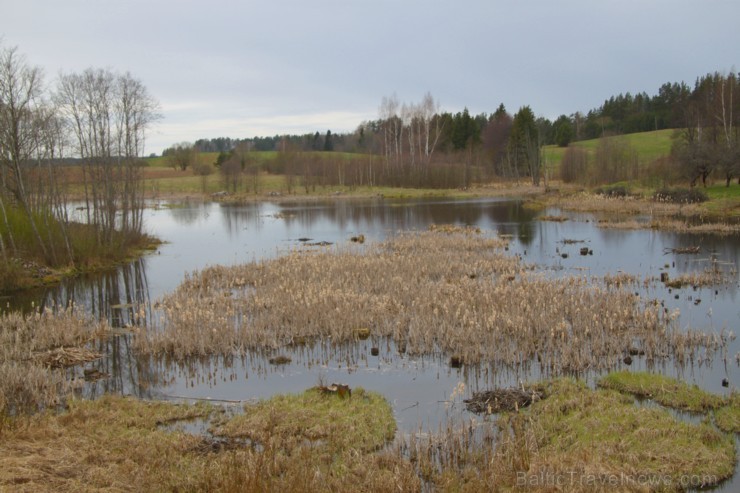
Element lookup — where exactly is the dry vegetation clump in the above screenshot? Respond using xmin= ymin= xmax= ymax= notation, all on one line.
xmin=649 ymin=219 xmax=740 ymax=235
xmin=552 ymin=192 xmax=706 ymax=217
xmin=592 ymin=216 xmax=740 ymax=236
xmin=428 ymin=223 xmax=481 ymax=234
xmin=596 ymin=217 xmax=740 ymax=235
xmin=663 ymin=265 xmax=735 ymax=289
xmin=538 ymin=214 xmax=569 ymax=222
xmin=0 ymin=306 xmax=110 ymax=415
xmin=137 ymin=231 xmax=722 ymax=374
xmin=0 ymin=391 xmax=418 ymax=493
xmin=464 ymin=386 xmax=543 ymax=414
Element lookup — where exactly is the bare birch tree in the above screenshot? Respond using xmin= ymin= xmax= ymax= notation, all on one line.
xmin=0 ymin=44 xmax=51 ymax=261
xmin=56 ymin=68 xmax=159 ymax=250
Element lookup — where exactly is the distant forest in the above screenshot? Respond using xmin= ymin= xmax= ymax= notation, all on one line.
xmin=164 ymin=71 xmax=739 ymax=189
xmin=169 ymin=71 xmax=739 ymax=156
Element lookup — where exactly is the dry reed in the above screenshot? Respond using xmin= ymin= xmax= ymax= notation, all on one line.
xmin=137 ymin=230 xmax=722 ymax=374
xmin=552 ymin=192 xmax=706 ymax=217
xmin=597 ymin=217 xmax=740 ymax=235
xmin=0 ymin=306 xmax=110 ymax=415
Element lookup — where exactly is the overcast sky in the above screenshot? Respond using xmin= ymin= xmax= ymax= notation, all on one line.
xmin=2 ymin=0 xmax=739 ymax=155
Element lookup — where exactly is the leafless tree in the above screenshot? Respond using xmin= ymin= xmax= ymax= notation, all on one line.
xmin=167 ymin=142 xmax=198 ymax=171
xmin=0 ymin=44 xmax=51 ymax=261
xmin=56 ymin=67 xmax=159 ymax=250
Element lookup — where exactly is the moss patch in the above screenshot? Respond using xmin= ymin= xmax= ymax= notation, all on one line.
xmin=598 ymin=371 xmax=725 ymax=413
xmin=213 ymin=387 xmax=396 ymax=453
xmin=514 ymin=379 xmax=735 ymax=489
xmin=715 ymin=392 xmax=740 ymax=433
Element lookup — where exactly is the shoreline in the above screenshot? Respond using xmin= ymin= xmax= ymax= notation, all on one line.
xmin=4 ymin=183 xmax=737 ymax=297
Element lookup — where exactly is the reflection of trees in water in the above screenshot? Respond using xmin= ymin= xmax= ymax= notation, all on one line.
xmin=167 ymin=202 xmax=207 ymax=226
xmin=668 ymin=234 xmax=740 ymax=298
xmin=483 ymin=201 xmax=536 ymax=245
xmin=37 ymin=258 xmax=162 ymax=399
xmin=274 ymin=198 xmax=536 ymax=239
xmin=220 ymin=203 xmax=263 ymax=238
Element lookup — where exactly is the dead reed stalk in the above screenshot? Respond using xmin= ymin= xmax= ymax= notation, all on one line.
xmin=137 ymin=230 xmax=721 ymax=374
xmin=0 ymin=305 xmax=110 ymax=415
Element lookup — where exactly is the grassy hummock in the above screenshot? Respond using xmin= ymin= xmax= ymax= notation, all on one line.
xmin=598 ymin=370 xmax=725 ymax=413
xmin=518 ymin=379 xmax=736 ymax=489
xmin=0 ymin=390 xmax=414 ymax=493
xmin=714 ymin=392 xmax=740 ymax=433
xmin=212 ymin=387 xmax=397 ymax=453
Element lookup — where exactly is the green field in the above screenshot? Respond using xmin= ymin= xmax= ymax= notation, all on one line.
xmin=543 ymin=128 xmax=677 ymax=168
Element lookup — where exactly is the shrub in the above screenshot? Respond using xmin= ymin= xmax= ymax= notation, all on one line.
xmin=653 ymin=187 xmax=708 ymax=204
xmin=594 ymin=185 xmax=629 ymax=198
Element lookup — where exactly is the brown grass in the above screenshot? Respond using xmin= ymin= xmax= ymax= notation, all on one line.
xmin=597 ymin=218 xmax=740 ymax=235
xmin=0 ymin=392 xmax=418 ymax=493
xmin=551 ymin=192 xmax=706 ymax=217
xmin=0 ymin=306 xmax=110 ymax=416
xmin=136 ymin=230 xmax=723 ymax=374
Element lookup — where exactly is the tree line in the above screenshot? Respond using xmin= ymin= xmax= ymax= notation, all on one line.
xmin=0 ymin=42 xmax=159 ymax=283
xmin=181 ymin=70 xmax=738 ymax=190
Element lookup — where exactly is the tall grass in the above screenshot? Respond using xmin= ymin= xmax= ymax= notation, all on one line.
xmin=0 ymin=201 xmax=155 ymax=293
xmin=0 ymin=305 xmax=110 ymax=416
xmin=137 ymin=229 xmax=722 ymax=373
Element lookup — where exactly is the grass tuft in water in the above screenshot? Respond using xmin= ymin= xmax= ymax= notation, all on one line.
xmin=598 ymin=370 xmax=726 ymax=413
xmin=714 ymin=392 xmax=740 ymax=433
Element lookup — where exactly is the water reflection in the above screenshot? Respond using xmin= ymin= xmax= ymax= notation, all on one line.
xmin=7 ymin=197 xmax=740 ymax=425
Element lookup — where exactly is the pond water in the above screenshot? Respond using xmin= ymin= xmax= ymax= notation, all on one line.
xmin=9 ymin=197 xmax=740 ymax=436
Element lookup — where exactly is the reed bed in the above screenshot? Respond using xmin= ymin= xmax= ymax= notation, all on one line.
xmin=137 ymin=230 xmax=722 ymax=374
xmin=663 ymin=265 xmax=736 ymax=289
xmin=552 ymin=192 xmax=706 ymax=217
xmin=0 ymin=306 xmax=110 ymax=415
xmin=538 ymin=214 xmax=569 ymax=222
xmin=596 ymin=217 xmax=740 ymax=234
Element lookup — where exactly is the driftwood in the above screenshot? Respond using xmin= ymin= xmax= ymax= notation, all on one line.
xmin=268 ymin=355 xmax=292 ymax=365
xmin=34 ymin=346 xmax=102 ymax=368
xmin=664 ymin=246 xmax=700 ymax=255
xmin=464 ymin=387 xmax=543 ymax=414
xmin=317 ymin=383 xmax=352 ymax=399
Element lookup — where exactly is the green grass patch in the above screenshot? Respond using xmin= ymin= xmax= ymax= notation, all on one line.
xmin=598 ymin=371 xmax=725 ymax=413
xmin=714 ymin=392 xmax=740 ymax=433
xmin=0 ymin=389 xmax=414 ymax=492
xmin=213 ymin=387 xmax=396 ymax=453
xmin=544 ymin=129 xmax=676 ymax=170
xmin=514 ymin=378 xmax=735 ymax=488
